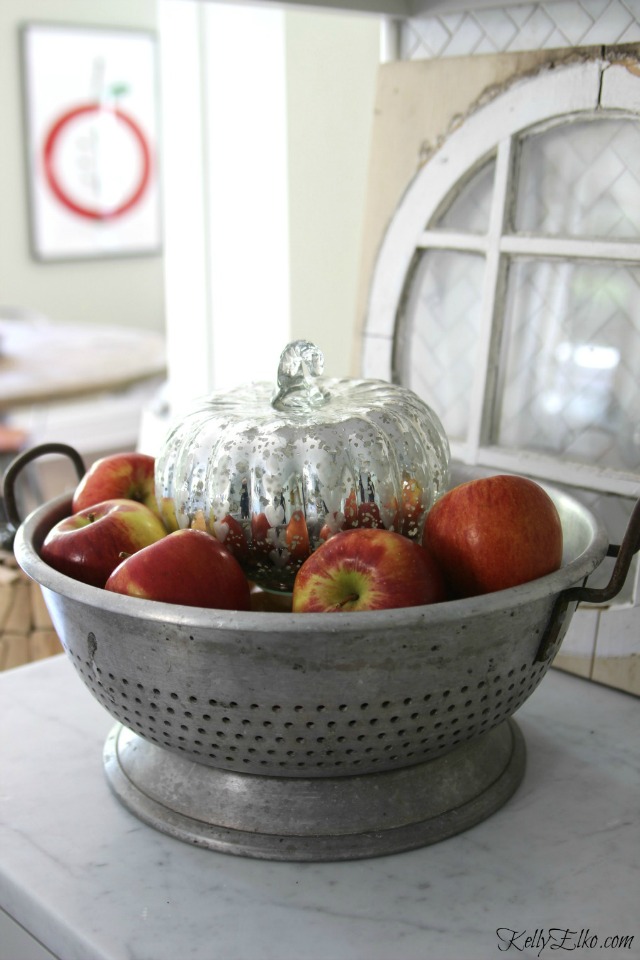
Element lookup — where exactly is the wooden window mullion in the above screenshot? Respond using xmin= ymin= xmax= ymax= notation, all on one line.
xmin=465 ymin=135 xmax=514 ymax=463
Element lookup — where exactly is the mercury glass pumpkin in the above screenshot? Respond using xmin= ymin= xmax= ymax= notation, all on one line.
xmin=155 ymin=341 xmax=450 ymax=592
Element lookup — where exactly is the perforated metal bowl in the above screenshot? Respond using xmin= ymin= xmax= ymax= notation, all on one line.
xmin=13 ymin=487 xmax=606 ymax=775
xmin=12 ymin=481 xmax=639 ymax=861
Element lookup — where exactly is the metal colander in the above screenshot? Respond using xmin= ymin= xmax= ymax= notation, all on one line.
xmin=60 ymin=587 xmax=554 ymax=778
xmin=13 ymin=485 xmax=608 ymax=778
xmin=9 ymin=467 xmax=639 ymax=860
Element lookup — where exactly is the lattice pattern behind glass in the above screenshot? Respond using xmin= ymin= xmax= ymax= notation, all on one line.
xmin=400 ymin=1 xmax=640 ymax=62
xmin=394 ymin=116 xmax=640 ymax=476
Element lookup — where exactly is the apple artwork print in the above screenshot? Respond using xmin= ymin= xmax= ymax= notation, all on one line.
xmin=105 ymin=528 xmax=251 ymax=610
xmin=423 ymin=474 xmax=563 ymax=598
xmin=40 ymin=499 xmax=168 ymax=588
xmin=72 ymin=452 xmax=161 ymax=518
xmin=292 ymin=527 xmax=446 ymax=612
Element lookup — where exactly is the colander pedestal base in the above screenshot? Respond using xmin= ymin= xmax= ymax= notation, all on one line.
xmin=103 ymin=718 xmax=526 ymax=861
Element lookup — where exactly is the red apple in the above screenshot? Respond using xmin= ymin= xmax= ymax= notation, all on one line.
xmin=214 ymin=514 xmax=250 ymax=561
xmin=423 ymin=474 xmax=563 ymax=598
xmin=41 ymin=499 xmax=168 ymax=588
xmin=72 ymin=452 xmax=161 ymax=518
xmin=286 ymin=509 xmax=310 ymax=562
xmin=343 ymin=489 xmax=358 ymax=529
xmin=105 ymin=528 xmax=251 ymax=610
xmin=160 ymin=496 xmax=179 ymax=532
xmin=398 ymin=477 xmax=426 ymax=539
xmin=319 ymin=509 xmax=345 ymax=541
xmin=250 ymin=512 xmax=272 ymax=557
xmin=344 ymin=493 xmax=385 ymax=531
xmin=318 ymin=522 xmax=333 ymax=542
xmin=357 ymin=501 xmax=384 ymax=529
xmin=292 ymin=527 xmax=446 ymax=613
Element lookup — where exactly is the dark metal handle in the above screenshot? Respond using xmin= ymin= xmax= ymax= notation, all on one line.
xmin=1 ymin=442 xmax=86 ymax=548
xmin=536 ymin=495 xmax=640 ymax=662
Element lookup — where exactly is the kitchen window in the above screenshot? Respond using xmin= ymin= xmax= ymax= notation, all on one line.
xmin=393 ymin=114 xmax=640 ymax=489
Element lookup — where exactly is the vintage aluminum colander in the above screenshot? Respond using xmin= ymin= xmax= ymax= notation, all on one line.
xmin=6 ymin=442 xmax=639 ymax=862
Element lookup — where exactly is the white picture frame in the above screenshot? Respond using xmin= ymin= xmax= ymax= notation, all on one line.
xmin=21 ymin=23 xmax=162 ymax=261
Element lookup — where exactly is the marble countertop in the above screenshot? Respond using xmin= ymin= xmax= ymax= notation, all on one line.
xmin=0 ymin=655 xmax=638 ymax=960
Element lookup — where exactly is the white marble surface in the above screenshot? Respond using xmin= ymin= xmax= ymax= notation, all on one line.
xmin=1 ymin=656 xmax=638 ymax=960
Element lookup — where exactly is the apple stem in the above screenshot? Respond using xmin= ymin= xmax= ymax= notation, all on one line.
xmin=118 ymin=551 xmax=132 ymax=560
xmin=336 ymin=592 xmax=359 ymax=608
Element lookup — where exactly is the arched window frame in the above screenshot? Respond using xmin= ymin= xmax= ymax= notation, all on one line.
xmin=363 ymin=56 xmax=640 ymax=500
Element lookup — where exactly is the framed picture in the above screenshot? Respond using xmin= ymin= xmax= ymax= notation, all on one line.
xmin=21 ymin=23 xmax=162 ymax=261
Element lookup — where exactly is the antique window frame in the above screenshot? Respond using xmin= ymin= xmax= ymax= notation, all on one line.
xmin=363 ymin=55 xmax=640 ymax=500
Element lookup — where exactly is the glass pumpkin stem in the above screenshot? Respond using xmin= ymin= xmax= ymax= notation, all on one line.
xmin=272 ymin=340 xmax=330 ymax=412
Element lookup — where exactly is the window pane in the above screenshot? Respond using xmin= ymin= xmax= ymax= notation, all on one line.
xmin=514 ymin=118 xmax=640 ymax=239
xmin=432 ymin=158 xmax=494 ymax=234
xmin=496 ymin=258 xmax=640 ymax=472
xmin=394 ymin=250 xmax=484 ymax=442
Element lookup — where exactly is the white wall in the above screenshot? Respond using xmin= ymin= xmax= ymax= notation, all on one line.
xmin=285 ymin=8 xmax=380 ymax=382
xmin=158 ymin=0 xmax=381 ymax=417
xmin=0 ymin=0 xmax=164 ymax=332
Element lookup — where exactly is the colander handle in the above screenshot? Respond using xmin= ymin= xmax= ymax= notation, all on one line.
xmin=1 ymin=442 xmax=86 ymax=548
xmin=536 ymin=495 xmax=640 ymax=662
